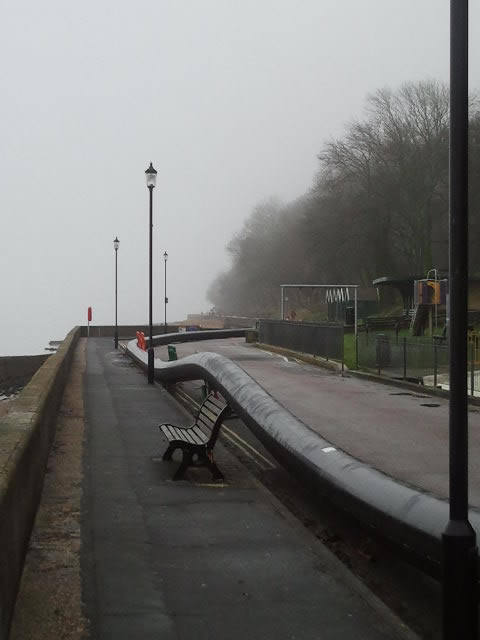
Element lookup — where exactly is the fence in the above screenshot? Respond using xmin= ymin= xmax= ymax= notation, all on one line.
xmin=258 ymin=320 xmax=344 ymax=363
xmin=357 ymin=333 xmax=480 ymax=396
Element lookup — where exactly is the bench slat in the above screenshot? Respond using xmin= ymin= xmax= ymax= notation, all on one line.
xmin=196 ymin=414 xmax=215 ymax=430
xmin=192 ymin=425 xmax=209 ymax=443
xmin=204 ymin=396 xmax=225 ymax=411
xmin=203 ymin=405 xmax=224 ymax=419
xmin=198 ymin=407 xmax=218 ymax=421
xmin=176 ymin=427 xmax=200 ymax=445
xmin=161 ymin=424 xmax=180 ymax=440
xmin=162 ymin=424 xmax=201 ymax=445
xmin=161 ymin=424 xmax=176 ymax=440
xmin=200 ymin=403 xmax=220 ymax=417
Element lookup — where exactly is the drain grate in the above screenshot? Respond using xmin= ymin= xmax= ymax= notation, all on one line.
xmin=420 ymin=403 xmax=441 ymax=408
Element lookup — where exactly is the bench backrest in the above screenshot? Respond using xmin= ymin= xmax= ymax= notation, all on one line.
xmin=194 ymin=392 xmax=230 ymax=450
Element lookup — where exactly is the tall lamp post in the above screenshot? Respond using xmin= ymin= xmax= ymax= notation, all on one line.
xmin=442 ymin=1 xmax=477 ymax=638
xmin=145 ymin=162 xmax=157 ymax=384
xmin=164 ymin=251 xmax=168 ymax=334
xmin=113 ymin=236 xmax=120 ymax=349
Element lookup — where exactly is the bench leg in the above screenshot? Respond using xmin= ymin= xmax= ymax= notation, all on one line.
xmin=162 ymin=444 xmax=176 ymax=461
xmin=204 ymin=451 xmax=224 ymax=481
xmin=173 ymin=450 xmax=193 ymax=481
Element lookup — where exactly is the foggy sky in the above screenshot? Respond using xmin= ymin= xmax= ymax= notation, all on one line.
xmin=0 ymin=1 xmax=475 ymax=355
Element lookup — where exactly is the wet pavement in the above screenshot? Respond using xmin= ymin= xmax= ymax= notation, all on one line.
xmin=154 ymin=338 xmax=480 ymax=506
xmin=81 ymin=338 xmax=416 ymax=639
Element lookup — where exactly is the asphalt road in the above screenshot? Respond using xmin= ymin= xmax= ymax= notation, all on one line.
xmin=154 ymin=338 xmax=480 ymax=507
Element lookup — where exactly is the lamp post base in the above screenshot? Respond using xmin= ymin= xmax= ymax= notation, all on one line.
xmin=442 ymin=519 xmax=478 ymax=638
xmin=114 ymin=329 xmax=118 ymax=349
xmin=147 ymin=347 xmax=154 ymax=384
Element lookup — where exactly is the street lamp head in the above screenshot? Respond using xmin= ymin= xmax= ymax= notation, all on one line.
xmin=164 ymin=251 xmax=168 ymax=262
xmin=113 ymin=236 xmax=120 ymax=251
xmin=145 ymin=162 xmax=157 ymax=188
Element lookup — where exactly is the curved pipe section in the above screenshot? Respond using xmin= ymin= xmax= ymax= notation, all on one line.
xmin=148 ymin=328 xmax=249 ymax=348
xmin=127 ymin=334 xmax=480 ymax=571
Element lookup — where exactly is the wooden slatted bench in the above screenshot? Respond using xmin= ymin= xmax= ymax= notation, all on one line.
xmin=158 ymin=392 xmax=231 ymax=481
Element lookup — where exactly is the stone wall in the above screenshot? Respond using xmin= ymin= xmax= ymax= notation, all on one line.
xmin=0 ymin=327 xmax=80 ymax=639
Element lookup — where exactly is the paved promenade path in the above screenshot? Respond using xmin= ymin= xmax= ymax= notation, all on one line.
xmin=154 ymin=337 xmax=480 ymax=507
xmin=12 ymin=337 xmax=418 ymax=639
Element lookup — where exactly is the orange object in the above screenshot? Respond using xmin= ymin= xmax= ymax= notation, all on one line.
xmin=136 ymin=331 xmax=147 ymax=351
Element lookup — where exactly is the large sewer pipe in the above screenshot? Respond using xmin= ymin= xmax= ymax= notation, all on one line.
xmin=127 ymin=330 xmax=480 ymax=573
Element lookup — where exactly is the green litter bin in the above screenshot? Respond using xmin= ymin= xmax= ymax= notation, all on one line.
xmin=167 ymin=345 xmax=178 ymax=361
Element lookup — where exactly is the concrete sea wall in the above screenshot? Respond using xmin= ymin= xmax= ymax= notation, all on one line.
xmin=0 ymin=327 xmax=80 ymax=639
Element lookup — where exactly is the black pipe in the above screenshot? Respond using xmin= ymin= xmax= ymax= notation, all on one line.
xmin=150 ymin=328 xmax=248 ymax=347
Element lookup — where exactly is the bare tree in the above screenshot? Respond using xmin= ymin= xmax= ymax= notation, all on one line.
xmin=208 ymin=81 xmax=480 ymax=317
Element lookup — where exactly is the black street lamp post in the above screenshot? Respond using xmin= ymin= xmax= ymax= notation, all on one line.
xmin=442 ymin=1 xmax=477 ymax=638
xmin=164 ymin=251 xmax=168 ymax=334
xmin=113 ymin=236 xmax=120 ymax=349
xmin=145 ymin=162 xmax=157 ymax=384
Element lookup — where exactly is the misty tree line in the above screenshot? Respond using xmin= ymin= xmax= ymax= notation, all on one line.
xmin=207 ymin=81 xmax=480 ymax=317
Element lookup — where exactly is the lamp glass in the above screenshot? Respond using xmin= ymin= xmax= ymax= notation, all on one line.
xmin=146 ymin=172 xmax=156 ymax=188
xmin=164 ymin=251 xmax=168 ymax=261
xmin=114 ymin=237 xmax=120 ymax=251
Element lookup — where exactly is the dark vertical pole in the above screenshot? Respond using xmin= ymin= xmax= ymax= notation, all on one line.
xmin=114 ymin=247 xmax=118 ymax=349
xmin=341 ymin=333 xmax=344 ymax=373
xmin=164 ymin=257 xmax=167 ymax=334
xmin=470 ymin=342 xmax=475 ymax=397
xmin=377 ymin=336 xmax=381 ymax=376
xmin=148 ymin=185 xmax=154 ymax=383
xmin=403 ymin=337 xmax=407 ymax=381
xmin=434 ymin=342 xmax=438 ymax=389
xmin=442 ymin=1 xmax=477 ymax=637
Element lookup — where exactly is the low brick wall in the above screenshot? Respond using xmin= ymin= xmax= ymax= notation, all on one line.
xmin=0 ymin=326 xmax=80 ymax=639
xmin=0 ymin=354 xmax=50 ymax=392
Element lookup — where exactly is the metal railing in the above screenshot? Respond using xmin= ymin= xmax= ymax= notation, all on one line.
xmin=258 ymin=320 xmax=344 ymax=362
xmin=357 ymin=333 xmax=480 ymax=396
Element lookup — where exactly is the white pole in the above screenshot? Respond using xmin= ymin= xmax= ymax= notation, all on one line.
xmin=280 ymin=286 xmax=284 ymax=320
